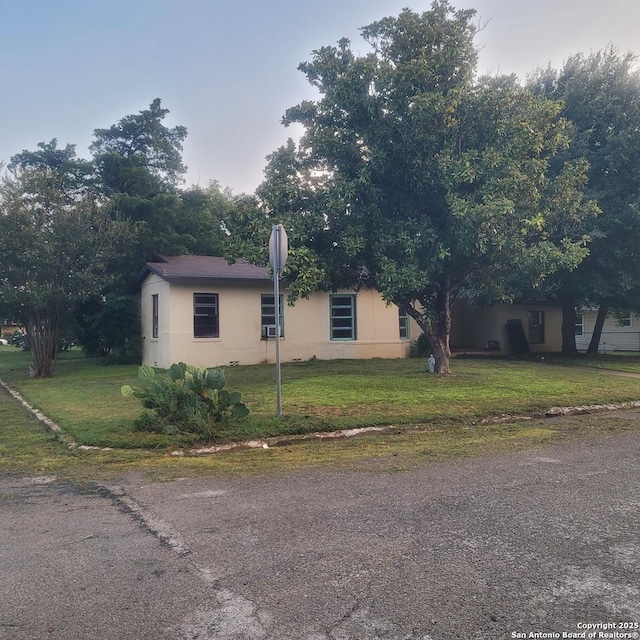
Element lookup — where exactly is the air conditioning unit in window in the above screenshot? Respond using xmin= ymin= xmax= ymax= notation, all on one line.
xmin=262 ymin=325 xmax=283 ymax=338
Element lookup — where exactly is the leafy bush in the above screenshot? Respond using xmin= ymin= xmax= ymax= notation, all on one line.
xmin=10 ymin=331 xmax=29 ymax=351
xmin=409 ymin=332 xmax=432 ymax=358
xmin=75 ymin=295 xmax=142 ymax=364
xmin=121 ymin=362 xmax=249 ymax=438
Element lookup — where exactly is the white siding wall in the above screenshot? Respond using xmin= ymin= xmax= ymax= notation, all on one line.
xmin=575 ymin=311 xmax=640 ymax=352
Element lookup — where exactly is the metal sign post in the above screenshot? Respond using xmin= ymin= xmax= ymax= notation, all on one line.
xmin=269 ymin=224 xmax=288 ymax=416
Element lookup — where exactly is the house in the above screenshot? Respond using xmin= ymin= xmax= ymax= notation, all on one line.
xmin=135 ymin=255 xmax=420 ymax=369
xmin=450 ymin=299 xmax=563 ymax=355
xmin=451 ymin=302 xmax=640 ymax=355
xmin=575 ymin=310 xmax=640 ymax=352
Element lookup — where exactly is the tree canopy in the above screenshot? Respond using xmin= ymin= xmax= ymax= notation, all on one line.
xmin=4 ymin=4 xmax=638 ymax=376
xmin=91 ymin=97 xmax=187 ymax=193
xmin=528 ymin=48 xmax=640 ymax=353
xmin=0 ymin=141 xmax=128 ymax=376
xmin=225 ymin=1 xmax=597 ymax=373
xmin=0 ymin=102 xmax=229 ymax=373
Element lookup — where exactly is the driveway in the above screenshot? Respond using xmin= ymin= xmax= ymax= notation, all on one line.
xmin=1 ymin=421 xmax=639 ymax=639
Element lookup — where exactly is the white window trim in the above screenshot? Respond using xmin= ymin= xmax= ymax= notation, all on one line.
xmin=575 ymin=312 xmax=584 ymax=337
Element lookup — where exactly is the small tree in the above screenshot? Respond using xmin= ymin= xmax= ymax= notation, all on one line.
xmin=0 ymin=142 xmax=127 ymax=377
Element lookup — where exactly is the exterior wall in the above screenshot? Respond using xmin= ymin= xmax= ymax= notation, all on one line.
xmin=140 ymin=276 xmax=417 ymax=369
xmin=140 ymin=275 xmax=172 ymax=368
xmin=164 ymin=281 xmax=268 ymax=368
xmin=575 ymin=311 xmax=640 ymax=352
xmin=451 ymin=300 xmax=563 ymax=354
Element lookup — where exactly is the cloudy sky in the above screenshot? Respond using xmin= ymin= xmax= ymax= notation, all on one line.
xmin=1 ymin=0 xmax=638 ymax=194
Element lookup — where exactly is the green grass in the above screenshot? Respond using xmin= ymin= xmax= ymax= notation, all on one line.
xmin=0 ymin=385 xmax=75 ymax=476
xmin=3 ymin=383 xmax=639 ymax=483
xmin=549 ymin=351 xmax=640 ymax=374
xmin=0 ymin=385 xmax=188 ymax=480
xmin=2 ymin=348 xmax=640 ymax=452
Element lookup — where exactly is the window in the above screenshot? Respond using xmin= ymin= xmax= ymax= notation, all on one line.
xmin=194 ymin=293 xmax=219 ymax=338
xmin=330 ymin=295 xmax=356 ymax=340
xmin=528 ymin=311 xmax=545 ymax=345
xmin=574 ymin=313 xmax=583 ymax=336
xmin=152 ymin=294 xmax=159 ymax=338
xmin=617 ymin=314 xmax=632 ymax=327
xmin=261 ymin=294 xmax=284 ymax=338
xmin=399 ymin=308 xmax=410 ymax=340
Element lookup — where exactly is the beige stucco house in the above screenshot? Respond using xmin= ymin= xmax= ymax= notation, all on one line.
xmin=136 ymin=255 xmax=420 ymax=369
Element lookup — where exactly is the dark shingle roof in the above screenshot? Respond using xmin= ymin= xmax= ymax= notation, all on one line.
xmin=135 ymin=255 xmax=270 ymax=287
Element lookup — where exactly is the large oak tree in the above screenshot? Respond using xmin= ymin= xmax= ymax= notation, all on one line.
xmin=226 ymin=1 xmax=596 ymax=373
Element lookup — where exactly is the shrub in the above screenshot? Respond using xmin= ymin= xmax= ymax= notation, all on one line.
xmin=75 ymin=295 xmax=141 ymax=364
xmin=409 ymin=332 xmax=432 ymax=358
xmin=121 ymin=362 xmax=249 ymax=439
xmin=10 ymin=331 xmax=29 ymax=351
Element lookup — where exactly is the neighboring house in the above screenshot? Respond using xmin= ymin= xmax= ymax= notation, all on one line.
xmin=135 ymin=255 xmax=420 ymax=369
xmin=451 ymin=302 xmax=640 ymax=354
xmin=450 ymin=299 xmax=563 ymax=355
xmin=575 ymin=310 xmax=640 ymax=352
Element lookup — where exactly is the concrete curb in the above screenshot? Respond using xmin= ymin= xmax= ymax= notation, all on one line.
xmin=0 ymin=377 xmax=63 ymax=434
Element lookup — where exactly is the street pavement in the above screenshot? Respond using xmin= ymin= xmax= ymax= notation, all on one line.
xmin=1 ymin=421 xmax=639 ymax=640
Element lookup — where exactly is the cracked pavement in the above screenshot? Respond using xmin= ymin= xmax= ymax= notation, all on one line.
xmin=1 ymin=423 xmax=639 ymax=639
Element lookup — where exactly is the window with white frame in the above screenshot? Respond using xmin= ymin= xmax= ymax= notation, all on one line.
xmin=261 ymin=294 xmax=284 ymax=338
xmin=617 ymin=314 xmax=632 ymax=327
xmin=330 ymin=295 xmax=356 ymax=340
xmin=193 ymin=293 xmax=219 ymax=338
xmin=575 ymin=313 xmax=584 ymax=336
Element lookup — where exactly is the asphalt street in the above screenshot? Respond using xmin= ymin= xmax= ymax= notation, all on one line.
xmin=1 ymin=422 xmax=639 ymax=640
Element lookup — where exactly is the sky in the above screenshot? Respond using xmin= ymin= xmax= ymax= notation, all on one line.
xmin=1 ymin=0 xmax=639 ymax=195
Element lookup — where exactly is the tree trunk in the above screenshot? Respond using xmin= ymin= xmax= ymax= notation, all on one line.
xmin=400 ymin=283 xmax=452 ymax=375
xmin=429 ymin=283 xmax=452 ymax=374
xmin=26 ymin=311 xmax=60 ymax=378
xmin=560 ymin=294 xmax=578 ymax=356
xmin=587 ymin=305 xmax=608 ymax=354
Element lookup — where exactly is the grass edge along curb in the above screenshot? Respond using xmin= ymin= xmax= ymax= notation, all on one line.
xmin=0 ymin=377 xmax=104 ymax=452
xmin=4 ymin=374 xmax=640 ymax=458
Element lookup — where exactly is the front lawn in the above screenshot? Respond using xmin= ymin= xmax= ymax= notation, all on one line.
xmin=550 ymin=351 xmax=640 ymax=374
xmin=1 ymin=349 xmax=640 ymax=449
